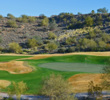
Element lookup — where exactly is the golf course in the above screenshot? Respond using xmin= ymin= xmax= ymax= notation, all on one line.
xmin=0 ymin=52 xmax=110 ymax=94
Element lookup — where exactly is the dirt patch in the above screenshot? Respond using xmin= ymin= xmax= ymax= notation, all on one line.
xmin=0 ymin=80 xmax=11 ymax=88
xmin=0 ymin=61 xmax=32 ymax=74
xmin=68 ymin=74 xmax=103 ymax=93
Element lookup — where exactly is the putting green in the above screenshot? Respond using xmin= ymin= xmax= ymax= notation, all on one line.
xmin=39 ymin=63 xmax=105 ymax=73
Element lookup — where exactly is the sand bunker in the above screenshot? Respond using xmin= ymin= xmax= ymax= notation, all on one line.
xmin=68 ymin=74 xmax=103 ymax=93
xmin=0 ymin=80 xmax=11 ymax=88
xmin=0 ymin=61 xmax=32 ymax=74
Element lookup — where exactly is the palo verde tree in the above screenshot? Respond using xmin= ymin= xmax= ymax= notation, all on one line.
xmin=8 ymin=81 xmax=27 ymax=100
xmin=97 ymin=7 xmax=108 ymax=14
xmin=41 ymin=74 xmax=76 ymax=100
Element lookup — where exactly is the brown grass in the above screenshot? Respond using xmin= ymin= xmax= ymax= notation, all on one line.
xmin=0 ymin=80 xmax=11 ymax=88
xmin=68 ymin=74 xmax=103 ymax=93
xmin=0 ymin=61 xmax=32 ymax=74
xmin=28 ymin=52 xmax=110 ymax=60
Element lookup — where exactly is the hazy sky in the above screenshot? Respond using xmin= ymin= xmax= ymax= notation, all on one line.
xmin=0 ymin=0 xmax=110 ymax=17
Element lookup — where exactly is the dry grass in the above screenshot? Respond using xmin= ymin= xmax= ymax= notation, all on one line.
xmin=0 ymin=80 xmax=11 ymax=88
xmin=68 ymin=74 xmax=103 ymax=93
xmin=28 ymin=52 xmax=110 ymax=60
xmin=0 ymin=61 xmax=32 ymax=74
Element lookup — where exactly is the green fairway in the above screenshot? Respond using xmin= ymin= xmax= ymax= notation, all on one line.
xmin=39 ymin=63 xmax=104 ymax=73
xmin=0 ymin=55 xmax=109 ymax=94
xmin=0 ymin=55 xmax=31 ymax=62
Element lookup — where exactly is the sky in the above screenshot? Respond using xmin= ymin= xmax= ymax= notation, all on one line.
xmin=0 ymin=0 xmax=110 ymax=17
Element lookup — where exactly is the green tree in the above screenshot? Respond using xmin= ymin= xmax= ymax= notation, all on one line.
xmin=48 ymin=32 xmax=57 ymax=39
xmin=41 ymin=74 xmax=76 ymax=100
xmin=91 ymin=10 xmax=95 ymax=14
xmin=41 ymin=17 xmax=49 ymax=26
xmin=45 ymin=42 xmax=58 ymax=53
xmin=97 ymin=7 xmax=108 ymax=14
xmin=7 ymin=13 xmax=15 ymax=19
xmin=9 ymin=42 xmax=22 ymax=53
xmin=7 ymin=20 xmax=18 ymax=28
xmin=85 ymin=16 xmax=94 ymax=26
xmin=8 ymin=81 xmax=27 ymax=100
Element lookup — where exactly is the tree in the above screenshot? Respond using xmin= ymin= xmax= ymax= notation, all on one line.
xmin=41 ymin=74 xmax=76 ymax=100
xmin=7 ymin=20 xmax=18 ymax=28
xmin=8 ymin=81 xmax=27 ymax=100
xmin=9 ymin=42 xmax=22 ymax=53
xmin=41 ymin=17 xmax=49 ymax=26
xmin=45 ymin=43 xmax=58 ymax=53
xmin=97 ymin=7 xmax=108 ymax=14
xmin=48 ymin=32 xmax=57 ymax=39
xmin=27 ymin=38 xmax=38 ymax=49
xmin=7 ymin=13 xmax=15 ymax=19
xmin=85 ymin=16 xmax=94 ymax=26
xmin=91 ymin=10 xmax=95 ymax=14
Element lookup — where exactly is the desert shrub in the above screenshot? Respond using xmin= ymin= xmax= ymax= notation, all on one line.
xmin=7 ymin=20 xmax=18 ymax=28
xmin=48 ymin=32 xmax=57 ymax=39
xmin=85 ymin=16 xmax=94 ymax=26
xmin=88 ymin=81 xmax=102 ymax=99
xmin=0 ymin=15 xmax=3 ymax=19
xmin=9 ymin=42 xmax=22 ymax=53
xmin=98 ymin=40 xmax=106 ymax=48
xmin=28 ymin=16 xmax=36 ymax=23
xmin=88 ymin=31 xmax=96 ymax=39
xmin=7 ymin=81 xmax=27 ymax=100
xmin=66 ymin=47 xmax=76 ymax=53
xmin=49 ymin=20 xmax=58 ymax=30
xmin=66 ymin=37 xmax=76 ymax=45
xmin=27 ymin=38 xmax=38 ymax=49
xmin=58 ymin=47 xmax=66 ymax=53
xmin=101 ymin=33 xmax=110 ymax=42
xmin=45 ymin=42 xmax=58 ymax=53
xmin=41 ymin=17 xmax=49 ymax=26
